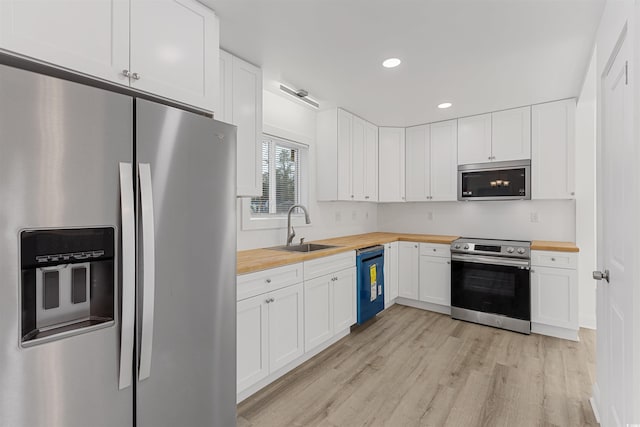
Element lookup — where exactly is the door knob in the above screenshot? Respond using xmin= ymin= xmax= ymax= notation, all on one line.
xmin=593 ymin=269 xmax=610 ymax=283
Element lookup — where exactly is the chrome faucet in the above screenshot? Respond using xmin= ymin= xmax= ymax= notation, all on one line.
xmin=286 ymin=204 xmax=311 ymax=246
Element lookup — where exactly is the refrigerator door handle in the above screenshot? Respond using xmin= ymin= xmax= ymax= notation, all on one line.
xmin=138 ymin=163 xmax=156 ymax=381
xmin=118 ymin=162 xmax=135 ymax=389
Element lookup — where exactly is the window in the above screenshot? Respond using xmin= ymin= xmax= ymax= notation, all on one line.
xmin=243 ymin=134 xmax=309 ymax=229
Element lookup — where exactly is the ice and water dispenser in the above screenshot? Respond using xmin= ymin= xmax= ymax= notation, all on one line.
xmin=20 ymin=228 xmax=116 ymax=346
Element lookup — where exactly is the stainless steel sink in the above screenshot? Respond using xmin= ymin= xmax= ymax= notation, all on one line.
xmin=271 ymin=243 xmax=338 ymax=253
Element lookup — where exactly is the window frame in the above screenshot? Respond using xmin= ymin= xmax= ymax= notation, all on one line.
xmin=241 ymin=133 xmax=309 ymax=231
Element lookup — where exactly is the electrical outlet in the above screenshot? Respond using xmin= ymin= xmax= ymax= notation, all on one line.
xmin=530 ymin=212 xmax=539 ymax=223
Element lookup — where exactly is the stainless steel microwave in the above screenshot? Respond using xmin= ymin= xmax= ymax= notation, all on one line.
xmin=458 ymin=159 xmax=531 ymax=201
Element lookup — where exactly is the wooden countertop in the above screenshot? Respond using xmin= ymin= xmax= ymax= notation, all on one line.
xmin=237 ymin=232 xmax=458 ymax=274
xmin=238 ymin=232 xmax=580 ymax=275
xmin=531 ymin=240 xmax=580 ymax=252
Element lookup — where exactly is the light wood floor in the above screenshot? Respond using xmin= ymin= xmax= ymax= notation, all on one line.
xmin=237 ymin=305 xmax=597 ymax=427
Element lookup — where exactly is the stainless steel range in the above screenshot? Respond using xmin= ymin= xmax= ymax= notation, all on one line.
xmin=450 ymin=238 xmax=531 ymax=334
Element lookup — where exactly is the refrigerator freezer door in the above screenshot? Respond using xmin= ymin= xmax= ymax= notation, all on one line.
xmin=0 ymin=65 xmax=134 ymax=426
xmin=135 ymin=100 xmax=237 ymax=427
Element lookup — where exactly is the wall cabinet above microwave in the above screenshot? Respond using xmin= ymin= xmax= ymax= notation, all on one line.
xmin=457 ymin=106 xmax=531 ymax=165
xmin=0 ymin=0 xmax=220 ymax=112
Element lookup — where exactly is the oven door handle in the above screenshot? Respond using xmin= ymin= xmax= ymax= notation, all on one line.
xmin=451 ymin=254 xmax=530 ymax=269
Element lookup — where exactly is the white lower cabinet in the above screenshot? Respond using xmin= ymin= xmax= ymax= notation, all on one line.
xmin=418 ymin=254 xmax=451 ymax=306
xmin=383 ymin=242 xmax=399 ymax=308
xmin=398 ymin=242 xmax=419 ymax=299
xmin=236 ymin=280 xmax=303 ymax=394
xmin=304 ymin=265 xmax=356 ymax=352
xmin=531 ymin=250 xmax=579 ymax=340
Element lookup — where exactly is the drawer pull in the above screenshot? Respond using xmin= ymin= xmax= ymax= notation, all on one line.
xmin=551 ymin=258 xmax=556 ymax=262
xmin=265 ymin=278 xmax=271 ymax=284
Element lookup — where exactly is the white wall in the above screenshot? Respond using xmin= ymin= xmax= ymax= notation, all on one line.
xmin=236 ymin=90 xmax=378 ymax=250
xmin=378 ymin=200 xmax=575 ymax=242
xmin=575 ymin=48 xmax=598 ymax=329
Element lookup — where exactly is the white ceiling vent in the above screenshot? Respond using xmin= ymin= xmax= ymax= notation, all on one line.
xmin=279 ymin=84 xmax=319 ymax=109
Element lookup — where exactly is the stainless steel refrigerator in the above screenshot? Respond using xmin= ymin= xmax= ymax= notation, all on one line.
xmin=0 ymin=63 xmax=237 ymax=427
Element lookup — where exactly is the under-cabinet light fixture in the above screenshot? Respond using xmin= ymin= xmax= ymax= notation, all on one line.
xmin=279 ymin=84 xmax=320 ymax=109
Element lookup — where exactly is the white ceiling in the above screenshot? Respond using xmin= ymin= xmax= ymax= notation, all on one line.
xmin=204 ymin=0 xmax=604 ymax=127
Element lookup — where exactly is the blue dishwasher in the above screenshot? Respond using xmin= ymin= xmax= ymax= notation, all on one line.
xmin=356 ymin=245 xmax=385 ymax=324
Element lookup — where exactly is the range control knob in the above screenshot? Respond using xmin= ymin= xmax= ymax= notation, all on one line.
xmin=517 ymin=247 xmax=526 ymax=254
xmin=463 ymin=244 xmax=470 ymax=250
xmin=454 ymin=244 xmax=461 ymax=249
xmin=506 ymin=247 xmax=515 ymax=253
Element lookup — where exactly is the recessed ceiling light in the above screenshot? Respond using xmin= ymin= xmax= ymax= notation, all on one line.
xmin=438 ymin=102 xmax=453 ymax=109
xmin=382 ymin=58 xmax=401 ymax=68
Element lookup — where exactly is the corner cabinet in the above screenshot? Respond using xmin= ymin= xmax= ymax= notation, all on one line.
xmin=218 ymin=50 xmax=263 ymax=197
xmin=317 ymin=108 xmax=378 ymax=201
xmin=405 ymin=120 xmax=457 ymax=202
xmin=531 ymin=99 xmax=576 ymax=199
xmin=378 ymin=127 xmax=406 ymax=202
xmin=0 ymin=0 xmax=220 ymax=112
xmin=457 ymin=106 xmax=531 ymax=165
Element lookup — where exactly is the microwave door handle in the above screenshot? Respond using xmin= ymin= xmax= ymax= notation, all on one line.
xmin=138 ymin=163 xmax=156 ymax=381
xmin=118 ymin=163 xmax=135 ymax=390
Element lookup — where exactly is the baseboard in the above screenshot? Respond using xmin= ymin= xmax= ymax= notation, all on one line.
xmin=384 ymin=297 xmax=398 ymax=310
xmin=395 ymin=298 xmax=451 ymax=315
xmin=590 ymin=383 xmax=601 ymax=424
xmin=237 ymin=327 xmax=352 ymax=403
xmin=532 ymin=322 xmax=579 ymax=341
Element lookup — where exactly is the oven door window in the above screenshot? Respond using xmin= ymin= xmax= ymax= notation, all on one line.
xmin=451 ymin=260 xmax=530 ymax=320
xmin=460 ymin=168 xmax=527 ymax=198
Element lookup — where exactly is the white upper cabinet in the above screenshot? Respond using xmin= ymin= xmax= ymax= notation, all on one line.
xmin=405 ymin=120 xmax=457 ymax=202
xmin=363 ymin=122 xmax=379 ymax=201
xmin=531 ymin=99 xmax=576 ymax=199
xmin=0 ymin=0 xmax=130 ymax=84
xmin=405 ymin=124 xmax=430 ymax=202
xmin=429 ymin=120 xmax=458 ymax=201
xmin=317 ymin=108 xmax=378 ymax=202
xmin=218 ymin=49 xmax=233 ymax=123
xmin=0 ymin=0 xmax=220 ymax=112
xmin=130 ymin=0 xmax=219 ymax=111
xmin=491 ymin=106 xmax=531 ymax=162
xmin=457 ymin=113 xmax=492 ymax=165
xmin=458 ymin=107 xmax=531 ymax=165
xmin=231 ymin=55 xmax=263 ymax=197
xmin=218 ymin=50 xmax=262 ymax=197
xmin=378 ymin=127 xmax=406 ymax=202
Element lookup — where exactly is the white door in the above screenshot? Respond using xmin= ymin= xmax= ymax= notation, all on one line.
xmin=378 ymin=127 xmax=406 ymax=202
xmin=595 ymin=31 xmax=639 ymax=426
xmin=0 ymin=0 xmax=129 ymax=85
xmin=405 ymin=124 xmax=430 ymax=201
xmin=457 ymin=113 xmax=492 ymax=165
xmin=351 ymin=117 xmax=366 ymax=201
xmin=232 ymin=56 xmax=262 ymax=197
xmin=418 ymin=256 xmax=451 ymax=306
xmin=491 ymin=106 xmax=531 ymax=162
xmin=337 ymin=109 xmax=353 ymax=201
xmin=398 ymin=242 xmax=419 ymax=299
xmin=304 ymin=276 xmax=333 ymax=352
xmin=236 ymin=295 xmax=269 ymax=392
xmin=430 ymin=119 xmax=458 ymax=201
xmin=333 ymin=267 xmax=356 ymax=333
xmin=363 ymin=122 xmax=379 ymax=201
xmin=268 ymin=283 xmax=304 ymax=372
xmin=130 ymin=0 xmax=219 ymax=110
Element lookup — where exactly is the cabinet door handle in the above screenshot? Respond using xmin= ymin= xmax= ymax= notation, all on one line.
xmin=365 ymin=196 xmax=370 ymax=199
xmin=122 ymin=69 xmax=131 ymax=78
xmin=571 ymin=192 xmax=575 ymax=196
xmin=488 ymin=156 xmax=492 ymax=160
xmin=265 ymin=278 xmax=271 ymax=284
xmin=551 ymin=258 xmax=556 ymax=262
xmin=131 ymin=72 xmax=141 ymax=80
xmin=433 ymin=248 xmax=436 ymax=252
xmin=414 ymin=245 xmax=418 ymax=248
xmin=447 ymin=261 xmax=451 ymax=265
